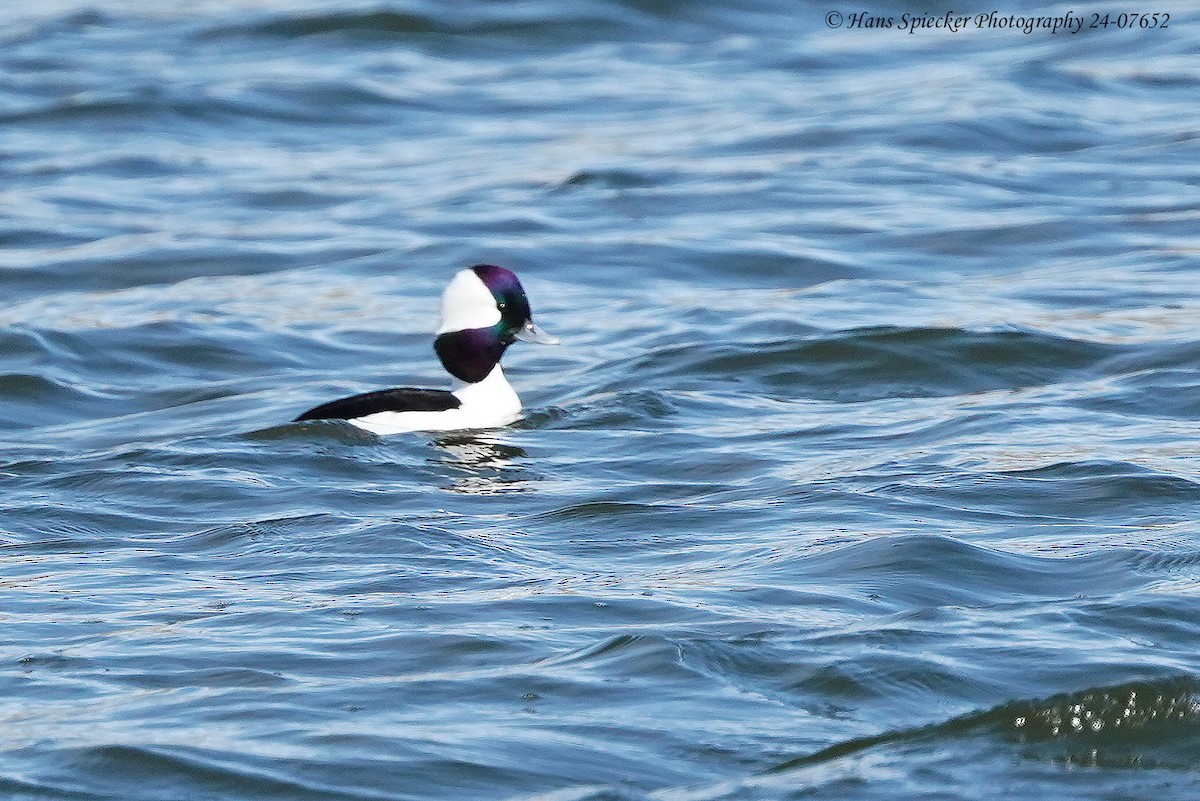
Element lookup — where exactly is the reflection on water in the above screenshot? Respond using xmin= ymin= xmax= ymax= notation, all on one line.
xmin=431 ymin=432 xmax=531 ymax=495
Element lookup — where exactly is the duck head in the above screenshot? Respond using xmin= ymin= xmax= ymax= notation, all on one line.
xmin=433 ymin=265 xmax=557 ymax=383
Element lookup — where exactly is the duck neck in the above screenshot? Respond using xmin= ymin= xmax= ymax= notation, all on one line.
xmin=434 ymin=328 xmax=509 ymax=384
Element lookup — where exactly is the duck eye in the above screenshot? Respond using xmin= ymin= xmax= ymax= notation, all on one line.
xmin=497 ymin=302 xmax=506 ymax=311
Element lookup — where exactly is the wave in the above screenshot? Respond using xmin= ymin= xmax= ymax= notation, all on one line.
xmin=630 ymin=326 xmax=1124 ymax=401
xmin=199 ymin=5 xmax=651 ymax=45
xmin=0 ymin=86 xmax=409 ymax=128
xmin=770 ymin=677 xmax=1200 ymax=773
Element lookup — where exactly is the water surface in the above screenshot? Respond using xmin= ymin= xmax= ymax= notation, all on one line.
xmin=3 ymin=1 xmax=1200 ymax=799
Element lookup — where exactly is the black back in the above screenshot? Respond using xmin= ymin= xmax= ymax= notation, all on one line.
xmin=294 ymin=387 xmax=460 ymax=422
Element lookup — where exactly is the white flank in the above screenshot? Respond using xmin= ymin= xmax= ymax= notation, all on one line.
xmin=348 ymin=365 xmax=521 ymax=436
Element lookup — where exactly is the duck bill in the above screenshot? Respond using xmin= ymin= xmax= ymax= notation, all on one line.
xmin=514 ymin=320 xmax=559 ymax=345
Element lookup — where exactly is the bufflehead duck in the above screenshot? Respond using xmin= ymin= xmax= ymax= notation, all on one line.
xmin=294 ymin=264 xmax=557 ymax=435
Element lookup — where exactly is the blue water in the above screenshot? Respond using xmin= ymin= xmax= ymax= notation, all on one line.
xmin=3 ymin=1 xmax=1200 ymax=798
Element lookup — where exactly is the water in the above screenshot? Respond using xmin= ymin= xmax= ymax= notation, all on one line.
xmin=3 ymin=1 xmax=1200 ymax=798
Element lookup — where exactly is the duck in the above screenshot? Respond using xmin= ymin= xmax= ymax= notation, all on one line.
xmin=293 ymin=264 xmax=557 ymax=435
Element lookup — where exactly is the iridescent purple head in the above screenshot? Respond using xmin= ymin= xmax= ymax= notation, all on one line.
xmin=433 ymin=265 xmax=557 ymax=383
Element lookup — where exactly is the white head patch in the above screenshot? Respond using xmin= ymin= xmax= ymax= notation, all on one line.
xmin=436 ymin=269 xmax=502 ymax=334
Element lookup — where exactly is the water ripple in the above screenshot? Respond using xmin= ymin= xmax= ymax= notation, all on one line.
xmin=4 ymin=1 xmax=1200 ymax=799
